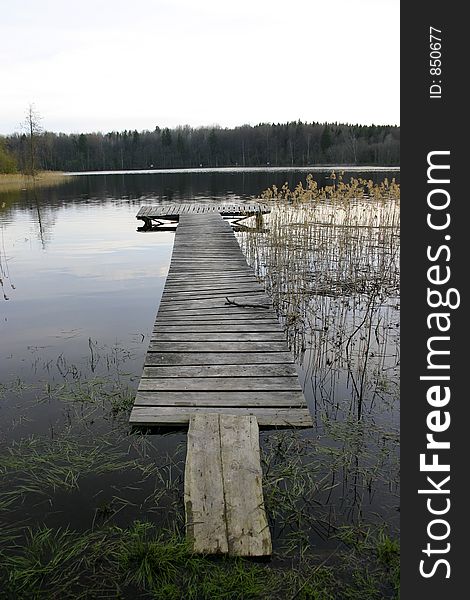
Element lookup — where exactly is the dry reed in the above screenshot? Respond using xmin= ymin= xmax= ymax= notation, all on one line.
xmin=238 ymin=174 xmax=400 ymax=419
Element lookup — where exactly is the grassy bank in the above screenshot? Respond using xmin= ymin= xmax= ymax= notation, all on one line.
xmin=0 ymin=520 xmax=399 ymax=599
xmin=0 ymin=171 xmax=73 ymax=193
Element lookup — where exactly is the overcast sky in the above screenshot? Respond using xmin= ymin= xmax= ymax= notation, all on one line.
xmin=0 ymin=0 xmax=399 ymax=134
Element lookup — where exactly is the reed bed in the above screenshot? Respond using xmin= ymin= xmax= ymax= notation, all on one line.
xmin=238 ymin=174 xmax=400 ymax=421
xmin=0 ymin=171 xmax=73 ymax=193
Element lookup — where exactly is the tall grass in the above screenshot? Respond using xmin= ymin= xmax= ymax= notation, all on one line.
xmin=0 ymin=519 xmax=399 ymax=599
xmin=238 ymin=174 xmax=400 ymax=421
xmin=0 ymin=172 xmax=73 ymax=193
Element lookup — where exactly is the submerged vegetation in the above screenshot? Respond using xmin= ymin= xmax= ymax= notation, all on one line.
xmin=0 ymin=366 xmax=399 ymax=598
xmin=1 ymin=173 xmax=400 ymax=597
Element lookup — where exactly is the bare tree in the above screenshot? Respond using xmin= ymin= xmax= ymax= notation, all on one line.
xmin=346 ymin=128 xmax=359 ymax=164
xmin=22 ymin=104 xmax=42 ymax=176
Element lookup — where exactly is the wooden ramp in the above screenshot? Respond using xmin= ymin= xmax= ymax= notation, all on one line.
xmin=130 ymin=210 xmax=312 ymax=556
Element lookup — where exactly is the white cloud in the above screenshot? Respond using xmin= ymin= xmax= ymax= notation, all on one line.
xmin=0 ymin=0 xmax=399 ymax=133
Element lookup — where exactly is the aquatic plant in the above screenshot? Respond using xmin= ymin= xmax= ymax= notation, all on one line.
xmin=238 ymin=174 xmax=400 ymax=422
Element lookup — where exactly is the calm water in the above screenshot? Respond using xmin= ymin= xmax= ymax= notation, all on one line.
xmin=0 ymin=168 xmax=399 ymax=549
xmin=1 ymin=168 xmax=399 ymax=387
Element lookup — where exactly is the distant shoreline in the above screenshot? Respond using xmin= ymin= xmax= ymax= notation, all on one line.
xmin=0 ymin=171 xmax=73 ymax=193
xmin=65 ymin=165 xmax=401 ymax=176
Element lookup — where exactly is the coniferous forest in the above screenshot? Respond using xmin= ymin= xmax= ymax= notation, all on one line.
xmin=1 ymin=121 xmax=399 ymax=173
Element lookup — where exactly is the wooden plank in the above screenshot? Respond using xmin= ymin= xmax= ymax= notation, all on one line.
xmin=219 ymin=415 xmax=271 ymax=556
xmin=166 ymin=273 xmax=257 ymax=279
xmin=154 ymin=310 xmax=279 ymax=320
xmin=165 ymin=278 xmax=259 ymax=284
xmin=160 ymin=294 xmax=265 ymax=303
xmin=144 ymin=352 xmax=294 ymax=366
xmin=165 ymin=280 xmax=259 ymax=288
xmin=161 ymin=288 xmax=264 ymax=297
xmin=185 ymin=414 xmax=228 ymax=554
xmin=159 ymin=292 xmax=269 ymax=303
xmin=150 ymin=332 xmax=285 ymax=342
xmin=153 ymin=317 xmax=278 ymax=324
xmin=168 ymin=269 xmax=254 ymax=283
xmin=130 ymin=406 xmax=313 ymax=427
xmin=138 ymin=377 xmax=302 ymax=391
xmin=162 ymin=284 xmax=262 ymax=291
xmin=152 ymin=323 xmax=281 ymax=332
xmin=169 ymin=268 xmax=250 ymax=274
xmin=154 ymin=317 xmax=279 ymax=325
xmin=174 ymin=237 xmax=240 ymax=242
xmin=157 ymin=297 xmax=272 ymax=311
xmin=161 ymin=290 xmax=264 ymax=301
xmin=142 ymin=364 xmax=298 ymax=378
xmin=169 ymin=261 xmax=248 ymax=267
xmin=174 ymin=237 xmax=237 ymax=240
xmin=148 ymin=342 xmax=288 ymax=352
xmin=134 ymin=390 xmax=306 ymax=406
xmin=163 ymin=280 xmax=260 ymax=287
xmin=156 ymin=309 xmax=273 ymax=318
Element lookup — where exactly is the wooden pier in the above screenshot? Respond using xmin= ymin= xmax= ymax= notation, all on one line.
xmin=136 ymin=202 xmax=270 ymax=230
xmin=130 ymin=204 xmax=312 ymax=556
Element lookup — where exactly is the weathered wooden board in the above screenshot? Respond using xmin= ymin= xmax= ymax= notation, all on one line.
xmin=137 ymin=377 xmax=302 ymax=391
xmin=152 ymin=323 xmax=281 ymax=332
xmin=161 ymin=288 xmax=264 ymax=298
xmin=142 ymin=364 xmax=298 ymax=378
xmin=144 ymin=351 xmax=295 ymax=365
xmin=150 ymin=332 xmax=285 ymax=342
xmin=164 ymin=273 xmax=259 ymax=281
xmin=184 ymin=414 xmax=228 ymax=554
xmin=129 ymin=406 xmax=313 ymax=427
xmin=219 ymin=415 xmax=271 ymax=556
xmin=134 ymin=390 xmax=306 ymax=407
xmin=160 ymin=292 xmax=266 ymax=303
xmin=148 ymin=341 xmax=289 ymax=352
xmin=154 ymin=318 xmax=279 ymax=326
xmin=185 ymin=412 xmax=275 ymax=556
xmin=157 ymin=299 xmax=272 ymax=312
xmin=162 ymin=288 xmax=263 ymax=297
xmin=155 ymin=311 xmax=272 ymax=321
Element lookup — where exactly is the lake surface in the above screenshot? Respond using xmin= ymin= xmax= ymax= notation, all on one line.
xmin=1 ymin=168 xmax=399 ymax=386
xmin=0 ymin=168 xmax=399 ymax=550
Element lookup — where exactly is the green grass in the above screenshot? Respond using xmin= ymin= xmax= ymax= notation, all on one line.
xmin=0 ymin=373 xmax=400 ymax=598
xmin=0 ymin=520 xmax=399 ymax=600
xmin=0 ymin=435 xmax=156 ymax=502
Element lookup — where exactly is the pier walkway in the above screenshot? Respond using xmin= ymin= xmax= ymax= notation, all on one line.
xmin=130 ymin=204 xmax=312 ymax=556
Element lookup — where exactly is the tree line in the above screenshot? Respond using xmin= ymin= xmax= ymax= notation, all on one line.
xmin=1 ymin=120 xmax=399 ymax=173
